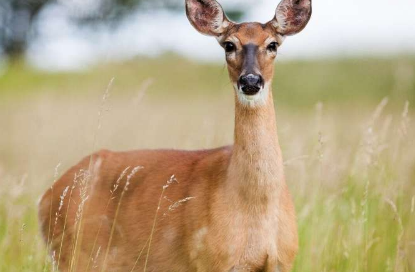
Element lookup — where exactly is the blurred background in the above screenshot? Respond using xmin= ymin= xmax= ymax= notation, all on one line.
xmin=1 ymin=0 xmax=415 ymax=69
xmin=0 ymin=0 xmax=414 ymax=271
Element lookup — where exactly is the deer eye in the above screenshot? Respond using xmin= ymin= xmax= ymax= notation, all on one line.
xmin=224 ymin=42 xmax=236 ymax=53
xmin=267 ymin=42 xmax=278 ymax=52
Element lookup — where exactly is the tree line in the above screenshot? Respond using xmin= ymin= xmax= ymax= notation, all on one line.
xmin=0 ymin=0 xmax=246 ymax=58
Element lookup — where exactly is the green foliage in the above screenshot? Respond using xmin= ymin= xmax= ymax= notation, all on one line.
xmin=274 ymin=57 xmax=415 ymax=108
xmin=1 ymin=56 xmax=414 ymax=108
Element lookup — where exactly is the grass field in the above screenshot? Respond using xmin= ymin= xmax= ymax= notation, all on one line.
xmin=0 ymin=56 xmax=414 ymax=271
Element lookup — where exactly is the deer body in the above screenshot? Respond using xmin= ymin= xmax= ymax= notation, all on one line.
xmin=39 ymin=0 xmax=312 ymax=271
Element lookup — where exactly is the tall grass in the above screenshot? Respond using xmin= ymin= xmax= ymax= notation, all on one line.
xmin=0 ymin=57 xmax=414 ymax=271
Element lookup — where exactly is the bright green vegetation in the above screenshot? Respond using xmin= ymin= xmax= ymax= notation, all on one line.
xmin=0 ymin=56 xmax=414 ymax=271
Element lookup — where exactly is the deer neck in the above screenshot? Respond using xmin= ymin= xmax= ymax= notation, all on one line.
xmin=226 ymin=88 xmax=284 ymax=210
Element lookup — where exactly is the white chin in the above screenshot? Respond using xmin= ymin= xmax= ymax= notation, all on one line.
xmin=235 ymin=85 xmax=269 ymax=108
xmin=243 ymin=93 xmax=259 ymax=101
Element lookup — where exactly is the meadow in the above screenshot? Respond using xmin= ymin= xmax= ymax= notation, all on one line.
xmin=0 ymin=56 xmax=414 ymax=271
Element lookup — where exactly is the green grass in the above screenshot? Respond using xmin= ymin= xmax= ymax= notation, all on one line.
xmin=1 ymin=55 xmax=414 ymax=107
xmin=0 ymin=56 xmax=414 ymax=271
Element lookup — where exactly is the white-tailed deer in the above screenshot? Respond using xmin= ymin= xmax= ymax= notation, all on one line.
xmin=38 ymin=0 xmax=312 ymax=271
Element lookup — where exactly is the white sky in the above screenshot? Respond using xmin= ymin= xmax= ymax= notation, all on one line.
xmin=27 ymin=0 xmax=415 ymax=71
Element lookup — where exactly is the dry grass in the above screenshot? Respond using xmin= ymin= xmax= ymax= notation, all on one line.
xmin=0 ymin=58 xmax=414 ymax=271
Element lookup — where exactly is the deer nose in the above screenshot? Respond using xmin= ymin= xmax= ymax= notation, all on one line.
xmin=238 ymin=74 xmax=264 ymax=95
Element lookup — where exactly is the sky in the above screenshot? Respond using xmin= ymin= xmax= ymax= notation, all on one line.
xmin=26 ymin=0 xmax=415 ymax=71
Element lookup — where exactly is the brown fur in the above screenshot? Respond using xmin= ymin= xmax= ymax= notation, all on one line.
xmin=38 ymin=0 xmax=313 ymax=271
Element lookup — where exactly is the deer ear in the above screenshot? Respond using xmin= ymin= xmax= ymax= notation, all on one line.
xmin=270 ymin=0 xmax=312 ymax=36
xmin=186 ymin=0 xmax=231 ymax=37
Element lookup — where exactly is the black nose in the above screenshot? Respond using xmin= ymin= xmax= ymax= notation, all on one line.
xmin=238 ymin=74 xmax=264 ymax=95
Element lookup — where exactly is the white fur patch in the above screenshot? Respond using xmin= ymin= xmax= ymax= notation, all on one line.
xmin=190 ymin=227 xmax=208 ymax=259
xmin=275 ymin=8 xmax=288 ymax=33
xmin=234 ymin=82 xmax=271 ymax=108
xmin=163 ymin=228 xmax=177 ymax=243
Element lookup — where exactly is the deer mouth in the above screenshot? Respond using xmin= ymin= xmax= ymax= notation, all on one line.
xmin=241 ymin=85 xmax=261 ymax=96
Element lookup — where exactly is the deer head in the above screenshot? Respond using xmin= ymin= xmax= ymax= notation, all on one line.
xmin=186 ymin=0 xmax=312 ymax=107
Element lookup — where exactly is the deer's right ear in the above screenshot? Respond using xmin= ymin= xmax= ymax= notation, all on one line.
xmin=186 ymin=0 xmax=231 ymax=37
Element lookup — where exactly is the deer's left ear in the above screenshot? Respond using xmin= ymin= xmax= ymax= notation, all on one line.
xmin=186 ymin=0 xmax=232 ymax=37
xmin=269 ymin=0 xmax=312 ymax=36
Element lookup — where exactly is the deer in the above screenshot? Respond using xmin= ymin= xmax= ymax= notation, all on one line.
xmin=38 ymin=0 xmax=312 ymax=271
